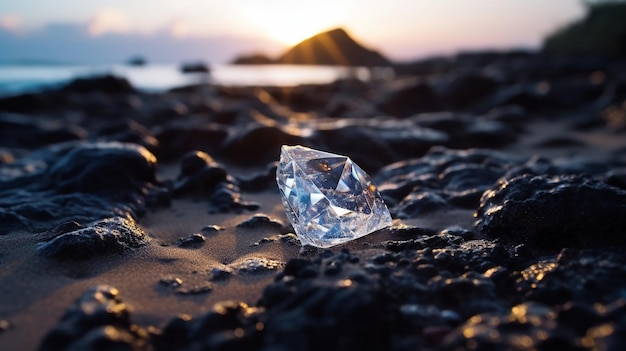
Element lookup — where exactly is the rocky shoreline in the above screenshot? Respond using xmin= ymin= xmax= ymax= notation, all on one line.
xmin=1 ymin=52 xmax=625 ymax=350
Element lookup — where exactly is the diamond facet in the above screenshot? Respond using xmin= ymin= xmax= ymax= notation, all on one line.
xmin=276 ymin=145 xmax=392 ymax=248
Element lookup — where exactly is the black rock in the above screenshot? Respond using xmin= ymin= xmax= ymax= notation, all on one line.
xmin=439 ymin=72 xmax=500 ymax=111
xmin=176 ymin=285 xmax=213 ymax=295
xmin=376 ymin=147 xmax=520 ymax=218
xmin=237 ymin=162 xmax=278 ymax=193
xmin=172 ymin=150 xmax=258 ymax=213
xmin=0 ymin=113 xmax=87 ymax=149
xmin=154 ymin=124 xmax=228 ymax=161
xmin=62 ymin=75 xmax=135 ymax=94
xmin=376 ymin=80 xmax=442 ymax=118
xmin=523 ymin=249 xmax=626 ymax=305
xmin=153 ymin=301 xmax=262 ymax=351
xmin=173 ymin=151 xmax=228 ymax=196
xmin=411 ymin=112 xmax=518 ymax=149
xmin=0 ymin=142 xmax=163 ymax=234
xmin=230 ymin=257 xmax=284 ymax=275
xmin=46 ymin=142 xmax=157 ymax=194
xmin=221 ymin=124 xmax=305 ymax=166
xmin=39 ymin=285 xmax=147 ymax=351
xmin=177 ymin=233 xmax=206 ymax=248
xmin=0 ymin=92 xmax=52 ymax=113
xmin=442 ymin=302 xmax=581 ymax=351
xmin=315 ymin=118 xmax=448 ymax=172
xmin=36 ymin=217 xmax=148 ymax=260
xmin=236 ymin=214 xmax=283 ymax=229
xmin=475 ymin=174 xmax=626 ymax=249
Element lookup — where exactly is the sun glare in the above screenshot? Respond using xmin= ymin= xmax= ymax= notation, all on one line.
xmin=240 ymin=1 xmax=347 ymax=46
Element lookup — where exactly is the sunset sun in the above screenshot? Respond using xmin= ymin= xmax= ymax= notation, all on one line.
xmin=239 ymin=1 xmax=347 ymax=46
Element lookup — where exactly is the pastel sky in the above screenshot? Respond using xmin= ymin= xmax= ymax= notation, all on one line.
xmin=0 ymin=0 xmax=585 ymax=63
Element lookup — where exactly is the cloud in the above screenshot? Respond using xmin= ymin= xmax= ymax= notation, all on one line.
xmin=0 ymin=14 xmax=21 ymax=33
xmin=0 ymin=20 xmax=284 ymax=64
xmin=88 ymin=9 xmax=132 ymax=36
xmin=168 ymin=19 xmax=190 ymax=38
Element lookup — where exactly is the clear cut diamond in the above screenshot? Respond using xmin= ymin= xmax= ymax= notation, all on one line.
xmin=276 ymin=145 xmax=392 ymax=248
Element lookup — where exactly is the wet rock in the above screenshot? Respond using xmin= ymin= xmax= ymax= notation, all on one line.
xmin=475 ymin=174 xmax=626 ymax=249
xmin=0 ymin=92 xmax=54 ymax=113
xmin=62 ymin=75 xmax=135 ymax=94
xmin=177 ymin=233 xmax=206 ymax=248
xmin=0 ymin=113 xmax=87 ymax=149
xmin=314 ymin=122 xmax=397 ymax=172
xmin=154 ymin=123 xmax=228 ymax=161
xmin=236 ymin=214 xmax=283 ymax=230
xmin=173 ymin=151 xmax=228 ymax=196
xmin=376 ymin=147 xmax=520 ymax=217
xmin=236 ymin=161 xmax=278 ymax=192
xmin=208 ymin=182 xmax=260 ymax=214
xmin=36 ymin=217 xmax=148 ymax=260
xmin=97 ymin=120 xmax=159 ymax=154
xmin=173 ymin=150 xmax=258 ymax=213
xmin=46 ymin=142 xmax=157 ymax=194
xmin=438 ymin=72 xmax=500 ymax=111
xmin=0 ymin=142 xmax=165 ymax=234
xmin=606 ymin=169 xmax=626 ymax=190
xmin=39 ymin=285 xmax=148 ymax=351
xmin=411 ymin=112 xmax=518 ymax=149
xmin=315 ymin=118 xmax=448 ymax=172
xmin=393 ymin=191 xmax=449 ymax=217
xmin=221 ymin=124 xmax=305 ymax=166
xmin=376 ymin=80 xmax=442 ymax=117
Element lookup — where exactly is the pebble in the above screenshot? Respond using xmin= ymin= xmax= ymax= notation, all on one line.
xmin=177 ymin=233 xmax=206 ymax=248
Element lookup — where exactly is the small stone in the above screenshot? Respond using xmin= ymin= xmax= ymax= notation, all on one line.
xmin=177 ymin=233 xmax=206 ymax=248
xmin=176 ymin=285 xmax=213 ymax=295
xmin=159 ymin=277 xmax=183 ymax=288
xmin=236 ymin=214 xmax=283 ymax=229
xmin=208 ymin=267 xmax=233 ymax=282
xmin=201 ymin=225 xmax=224 ymax=233
xmin=231 ymin=257 xmax=285 ymax=274
xmin=252 ymin=233 xmax=300 ymax=246
xmin=276 ymin=145 xmax=392 ymax=248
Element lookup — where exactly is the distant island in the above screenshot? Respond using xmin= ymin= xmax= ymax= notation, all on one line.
xmin=232 ymin=28 xmax=391 ymax=67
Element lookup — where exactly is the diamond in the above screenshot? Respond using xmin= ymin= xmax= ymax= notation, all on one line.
xmin=276 ymin=145 xmax=392 ymax=248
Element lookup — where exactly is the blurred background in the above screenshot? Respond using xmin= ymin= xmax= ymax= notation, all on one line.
xmin=0 ymin=0 xmax=623 ymax=94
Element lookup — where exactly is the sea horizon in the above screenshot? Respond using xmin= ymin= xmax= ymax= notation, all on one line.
xmin=0 ymin=62 xmax=385 ymax=97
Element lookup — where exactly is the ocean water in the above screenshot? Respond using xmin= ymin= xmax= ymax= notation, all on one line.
xmin=0 ymin=63 xmax=381 ymax=96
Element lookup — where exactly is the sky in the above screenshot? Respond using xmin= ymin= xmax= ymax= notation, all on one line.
xmin=0 ymin=0 xmax=586 ymax=64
